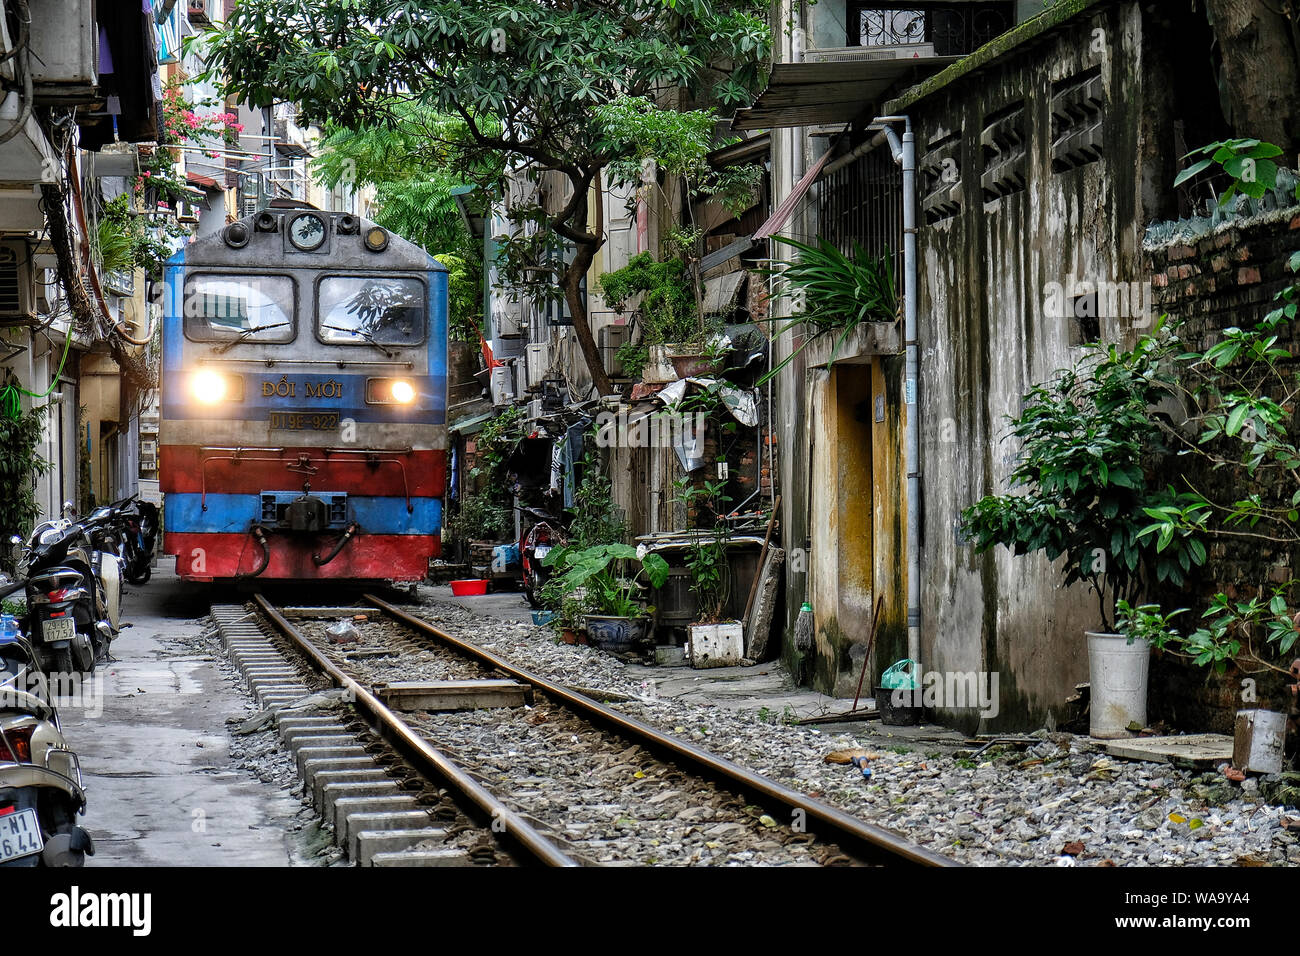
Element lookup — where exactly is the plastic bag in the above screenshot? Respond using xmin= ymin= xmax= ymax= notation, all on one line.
xmin=881 ymin=658 xmax=918 ymax=690
xmin=326 ymin=620 xmax=360 ymax=644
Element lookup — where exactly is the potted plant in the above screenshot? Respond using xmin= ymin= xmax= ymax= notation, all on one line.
xmin=756 ymin=236 xmax=897 ymax=386
xmin=673 ymin=468 xmax=744 ymax=667
xmin=959 ymin=332 xmax=1206 ymax=737
xmin=542 ymin=544 xmax=669 ymax=652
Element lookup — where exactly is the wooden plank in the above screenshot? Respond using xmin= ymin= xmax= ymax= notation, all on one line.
xmin=283 ymin=607 xmax=367 ymax=618
xmin=1104 ymin=734 xmax=1233 ymax=767
xmin=376 ymin=680 xmax=532 ymax=712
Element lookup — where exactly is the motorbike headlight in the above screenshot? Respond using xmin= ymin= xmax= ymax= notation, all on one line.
xmin=190 ymin=370 xmax=242 ymax=404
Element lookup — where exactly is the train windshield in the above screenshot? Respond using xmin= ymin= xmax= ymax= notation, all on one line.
xmin=183 ymin=274 xmax=295 ymax=343
xmin=317 ymin=276 xmax=425 ymax=346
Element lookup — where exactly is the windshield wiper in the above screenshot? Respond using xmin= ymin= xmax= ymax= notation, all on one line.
xmin=321 ymin=324 xmax=398 ymax=358
xmin=211 ymin=321 xmax=291 ymax=354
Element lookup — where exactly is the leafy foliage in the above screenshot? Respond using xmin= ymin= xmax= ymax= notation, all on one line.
xmin=598 ymin=253 xmax=697 ymax=346
xmin=542 ymin=543 xmax=670 ymax=619
xmin=1174 ymin=138 xmax=1296 ymax=205
xmin=960 ymin=329 xmax=1206 ymax=632
xmin=758 ymin=236 xmax=897 ymax=386
xmin=0 ymin=403 xmax=52 ymax=571
xmin=200 ymin=0 xmax=770 ymax=394
xmin=672 ymin=417 xmax=735 ymax=623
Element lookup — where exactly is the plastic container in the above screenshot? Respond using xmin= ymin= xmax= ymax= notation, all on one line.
xmin=450 ymin=579 xmax=489 ymax=596
xmin=1086 ymin=631 xmax=1150 ymax=738
xmin=0 ymin=614 xmax=19 ymax=645
xmin=1234 ymin=708 xmax=1286 ymax=774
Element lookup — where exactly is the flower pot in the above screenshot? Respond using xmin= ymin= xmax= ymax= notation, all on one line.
xmin=1086 ymin=631 xmax=1150 ymax=738
xmin=583 ymin=615 xmax=647 ymax=652
xmin=669 ymin=354 xmax=720 ymax=379
xmin=531 ymin=610 xmax=556 ymax=626
xmin=687 ymin=621 xmax=744 ymax=668
xmin=642 ymin=345 xmax=679 ymax=384
xmin=560 ymin=627 xmax=579 ymax=645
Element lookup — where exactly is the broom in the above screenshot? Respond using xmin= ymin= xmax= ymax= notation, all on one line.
xmin=794 ymin=601 xmax=814 ymax=653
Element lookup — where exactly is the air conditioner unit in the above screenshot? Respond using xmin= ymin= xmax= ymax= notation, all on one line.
xmin=598 ymin=323 xmax=631 ymax=379
xmin=489 ymin=365 xmax=515 ymax=406
xmin=0 ymin=242 xmax=36 ymax=322
xmin=525 ymin=343 xmax=549 ymax=389
xmin=804 ymin=42 xmax=936 ymax=64
xmin=27 ymin=0 xmax=97 ymax=102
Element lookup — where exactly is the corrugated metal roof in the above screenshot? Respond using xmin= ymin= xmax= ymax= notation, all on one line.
xmin=732 ymin=56 xmax=959 ymax=131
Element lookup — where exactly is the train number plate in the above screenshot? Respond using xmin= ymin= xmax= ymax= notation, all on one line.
xmin=0 ymin=809 xmax=44 ymax=864
xmin=40 ymin=617 xmax=75 ymax=644
xmin=269 ymin=412 xmax=340 ymax=431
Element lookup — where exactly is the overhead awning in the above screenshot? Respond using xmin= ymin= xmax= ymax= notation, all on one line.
xmin=732 ymin=55 xmax=960 ymax=131
xmin=187 ymin=171 xmax=221 ymax=191
xmin=752 ymin=147 xmax=838 ymax=240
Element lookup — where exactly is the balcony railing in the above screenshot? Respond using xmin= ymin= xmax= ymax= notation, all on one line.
xmin=846 ymin=3 xmax=1015 ymax=57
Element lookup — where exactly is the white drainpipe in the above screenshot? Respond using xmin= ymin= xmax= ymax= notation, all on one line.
xmin=871 ymin=115 xmax=921 ymax=673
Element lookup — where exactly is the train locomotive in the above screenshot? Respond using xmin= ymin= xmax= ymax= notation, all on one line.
xmin=159 ymin=205 xmax=447 ymax=583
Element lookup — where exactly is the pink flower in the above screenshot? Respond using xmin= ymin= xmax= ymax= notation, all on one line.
xmin=143 ymin=171 xmax=152 ymax=177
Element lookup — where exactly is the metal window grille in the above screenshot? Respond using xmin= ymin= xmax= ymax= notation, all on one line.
xmin=818 ymin=143 xmax=904 ymax=284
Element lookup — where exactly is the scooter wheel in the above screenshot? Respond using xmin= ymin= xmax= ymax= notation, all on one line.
xmin=126 ymin=566 xmax=151 ymax=586
xmin=51 ymin=646 xmax=74 ymax=679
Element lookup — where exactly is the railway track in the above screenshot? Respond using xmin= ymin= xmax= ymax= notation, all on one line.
xmin=222 ymin=594 xmax=957 ymax=868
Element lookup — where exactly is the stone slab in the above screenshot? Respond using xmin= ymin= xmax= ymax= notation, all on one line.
xmin=1105 ymin=733 xmax=1234 ymax=766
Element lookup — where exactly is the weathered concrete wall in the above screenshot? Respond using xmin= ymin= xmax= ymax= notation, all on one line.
xmin=906 ymin=2 xmax=1165 ymax=730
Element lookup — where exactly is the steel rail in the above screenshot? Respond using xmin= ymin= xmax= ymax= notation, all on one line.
xmin=365 ymin=594 xmax=959 ymax=868
xmin=252 ymin=594 xmax=579 ymax=867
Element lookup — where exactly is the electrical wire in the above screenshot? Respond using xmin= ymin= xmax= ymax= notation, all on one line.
xmin=0 ymin=0 xmax=32 ymax=146
xmin=0 ymin=322 xmax=73 ymax=418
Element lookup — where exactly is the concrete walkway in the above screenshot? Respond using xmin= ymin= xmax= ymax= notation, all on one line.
xmin=58 ymin=568 xmax=304 ymax=866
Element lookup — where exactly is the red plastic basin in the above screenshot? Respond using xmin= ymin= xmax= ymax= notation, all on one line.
xmin=450 ymin=579 xmax=489 ymax=596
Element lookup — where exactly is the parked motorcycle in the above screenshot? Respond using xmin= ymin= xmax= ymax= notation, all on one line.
xmin=11 ymin=504 xmax=119 ymax=676
xmin=84 ymin=494 xmax=156 ymax=587
xmin=0 ymin=606 xmax=94 ymax=867
xmin=519 ymin=504 xmax=568 ymax=608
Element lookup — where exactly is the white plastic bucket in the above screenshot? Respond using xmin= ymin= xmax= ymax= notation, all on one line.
xmin=1234 ymin=709 xmax=1286 ymax=775
xmin=1086 ymin=631 xmax=1150 ymax=738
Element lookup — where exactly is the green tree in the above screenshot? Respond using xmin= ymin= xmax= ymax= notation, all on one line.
xmin=312 ymin=103 xmax=496 ymax=342
xmin=200 ymin=0 xmax=769 ymax=396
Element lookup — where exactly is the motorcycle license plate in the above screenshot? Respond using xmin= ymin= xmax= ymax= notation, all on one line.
xmin=533 ymin=546 xmax=552 ymax=560
xmin=41 ymin=617 xmax=76 ymax=644
xmin=0 ymin=809 xmax=43 ymax=863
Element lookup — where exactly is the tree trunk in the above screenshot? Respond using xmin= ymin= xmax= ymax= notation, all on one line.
xmin=563 ymin=237 xmax=613 ymax=397
xmin=1204 ymin=0 xmax=1300 ymax=158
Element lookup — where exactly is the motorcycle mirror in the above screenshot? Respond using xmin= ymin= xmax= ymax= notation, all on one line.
xmin=62 ymin=501 xmax=76 ymax=518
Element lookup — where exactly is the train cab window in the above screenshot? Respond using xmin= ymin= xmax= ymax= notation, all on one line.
xmin=317 ymin=276 xmax=426 ymax=347
xmin=183 ymin=274 xmax=296 ymax=343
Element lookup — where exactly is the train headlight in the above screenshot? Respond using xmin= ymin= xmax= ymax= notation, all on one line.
xmin=191 ymin=370 xmax=227 ymax=404
xmin=366 ymin=378 xmax=417 ymax=404
xmin=190 ymin=370 xmax=242 ymax=404
xmin=363 ymin=226 xmax=389 ymax=252
xmin=390 ymin=380 xmax=415 ymax=404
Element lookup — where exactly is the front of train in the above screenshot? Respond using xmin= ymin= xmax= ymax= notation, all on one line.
xmin=159 ymin=207 xmax=448 ymax=582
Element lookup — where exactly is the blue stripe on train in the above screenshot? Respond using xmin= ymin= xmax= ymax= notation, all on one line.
xmin=159 ymin=370 xmax=446 ymax=423
xmin=166 ymin=493 xmax=442 ymax=534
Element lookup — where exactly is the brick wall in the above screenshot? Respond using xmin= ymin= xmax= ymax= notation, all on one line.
xmin=1143 ymin=209 xmax=1300 ymax=729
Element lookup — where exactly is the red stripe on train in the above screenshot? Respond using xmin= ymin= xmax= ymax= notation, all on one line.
xmin=159 ymin=446 xmax=446 ymax=497
xmin=164 ymin=532 xmax=440 ymax=581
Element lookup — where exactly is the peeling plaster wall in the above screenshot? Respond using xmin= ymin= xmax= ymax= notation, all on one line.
xmin=912 ymin=3 xmax=1165 ymax=730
